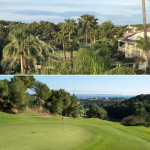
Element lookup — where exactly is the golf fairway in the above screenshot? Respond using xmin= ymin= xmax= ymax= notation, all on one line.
xmin=0 ymin=112 xmax=150 ymax=150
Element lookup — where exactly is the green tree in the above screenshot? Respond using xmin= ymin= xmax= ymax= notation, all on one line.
xmin=46 ymin=89 xmax=71 ymax=115
xmin=86 ymin=104 xmax=108 ymax=120
xmin=89 ymin=24 xmax=98 ymax=46
xmin=65 ymin=40 xmax=79 ymax=68
xmin=13 ymin=76 xmax=36 ymax=89
xmin=65 ymin=19 xmax=76 ymax=42
xmin=63 ymin=94 xmax=79 ymax=118
xmin=78 ymin=14 xmax=98 ymax=45
xmin=65 ymin=19 xmax=76 ymax=68
xmin=2 ymin=29 xmax=39 ymax=74
xmin=2 ymin=29 xmax=55 ymax=74
xmin=34 ymin=81 xmax=51 ymax=107
xmin=0 ymin=79 xmax=9 ymax=111
xmin=98 ymin=21 xmax=115 ymax=39
xmin=0 ymin=24 xmax=9 ymax=73
xmin=0 ymin=80 xmax=8 ymax=98
xmin=56 ymin=32 xmax=68 ymax=60
xmin=9 ymin=78 xmax=30 ymax=112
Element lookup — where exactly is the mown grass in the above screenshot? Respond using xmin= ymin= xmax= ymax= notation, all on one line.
xmin=0 ymin=111 xmax=150 ymax=150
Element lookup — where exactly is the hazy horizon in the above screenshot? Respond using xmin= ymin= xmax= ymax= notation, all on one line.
xmin=1 ymin=75 xmax=150 ymax=96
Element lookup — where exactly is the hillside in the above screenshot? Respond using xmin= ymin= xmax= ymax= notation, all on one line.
xmin=104 ymin=94 xmax=150 ymax=120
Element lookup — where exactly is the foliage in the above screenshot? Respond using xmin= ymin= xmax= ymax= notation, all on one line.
xmin=104 ymin=95 xmax=150 ymax=124
xmin=33 ymin=81 xmax=51 ymax=106
xmin=8 ymin=78 xmax=30 ymax=112
xmin=0 ymin=16 xmax=140 ymax=74
xmin=98 ymin=21 xmax=116 ymax=39
xmin=105 ymin=66 xmax=136 ymax=75
xmin=79 ymin=98 xmax=126 ymax=109
xmin=135 ymin=37 xmax=150 ymax=52
xmin=63 ymin=94 xmax=79 ymax=118
xmin=122 ymin=115 xmax=140 ymax=126
xmin=12 ymin=76 xmax=35 ymax=89
xmin=0 ymin=76 xmax=79 ymax=118
xmin=74 ymin=48 xmax=106 ymax=74
xmin=2 ymin=28 xmax=55 ymax=74
xmin=46 ymin=91 xmax=79 ymax=117
xmin=86 ymin=104 xmax=108 ymax=120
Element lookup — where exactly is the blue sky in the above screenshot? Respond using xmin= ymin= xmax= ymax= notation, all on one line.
xmin=0 ymin=0 xmax=150 ymax=25
xmin=1 ymin=75 xmax=150 ymax=95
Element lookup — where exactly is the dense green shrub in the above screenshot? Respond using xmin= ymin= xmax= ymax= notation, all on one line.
xmin=122 ymin=115 xmax=140 ymax=126
xmin=86 ymin=104 xmax=108 ymax=120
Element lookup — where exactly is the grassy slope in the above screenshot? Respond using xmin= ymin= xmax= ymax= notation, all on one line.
xmin=0 ymin=111 xmax=150 ymax=150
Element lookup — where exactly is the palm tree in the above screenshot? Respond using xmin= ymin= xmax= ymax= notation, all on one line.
xmin=56 ymin=32 xmax=68 ymax=60
xmin=65 ymin=19 xmax=76 ymax=68
xmin=135 ymin=37 xmax=150 ymax=51
xmin=65 ymin=19 xmax=76 ymax=41
xmin=78 ymin=14 xmax=98 ymax=45
xmin=70 ymin=40 xmax=79 ymax=68
xmin=2 ymin=29 xmax=37 ymax=74
xmin=142 ymin=0 xmax=150 ymax=71
xmin=89 ymin=24 xmax=98 ymax=47
xmin=2 ymin=29 xmax=54 ymax=74
xmin=58 ymin=23 xmax=66 ymax=35
xmin=35 ymin=36 xmax=55 ymax=71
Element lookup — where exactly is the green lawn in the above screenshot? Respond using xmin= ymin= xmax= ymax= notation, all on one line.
xmin=57 ymin=50 xmax=79 ymax=58
xmin=0 ymin=111 xmax=150 ymax=150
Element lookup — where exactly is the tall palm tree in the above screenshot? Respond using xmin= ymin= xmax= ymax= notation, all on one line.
xmin=58 ymin=23 xmax=66 ymax=35
xmin=78 ymin=14 xmax=98 ymax=45
xmin=65 ymin=19 xmax=76 ymax=68
xmin=70 ymin=40 xmax=79 ymax=68
xmin=65 ymin=19 xmax=76 ymax=41
xmin=56 ymin=32 xmax=68 ymax=60
xmin=89 ymin=24 xmax=98 ymax=47
xmin=142 ymin=0 xmax=150 ymax=71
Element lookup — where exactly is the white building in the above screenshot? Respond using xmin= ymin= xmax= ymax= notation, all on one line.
xmin=118 ymin=31 xmax=150 ymax=71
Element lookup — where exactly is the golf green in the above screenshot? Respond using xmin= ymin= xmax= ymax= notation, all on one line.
xmin=0 ymin=112 xmax=150 ymax=150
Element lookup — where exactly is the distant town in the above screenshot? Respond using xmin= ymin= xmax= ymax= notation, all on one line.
xmin=79 ymin=97 xmax=126 ymax=101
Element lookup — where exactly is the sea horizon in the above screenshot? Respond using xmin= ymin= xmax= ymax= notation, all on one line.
xmin=75 ymin=94 xmax=135 ymax=99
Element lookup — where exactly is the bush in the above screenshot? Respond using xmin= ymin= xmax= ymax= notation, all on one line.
xmin=122 ymin=115 xmax=150 ymax=126
xmin=86 ymin=104 xmax=108 ymax=120
xmin=122 ymin=115 xmax=140 ymax=126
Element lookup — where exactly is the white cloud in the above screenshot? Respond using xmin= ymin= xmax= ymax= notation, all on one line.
xmin=65 ymin=88 xmax=150 ymax=95
xmin=0 ymin=0 xmax=149 ymax=25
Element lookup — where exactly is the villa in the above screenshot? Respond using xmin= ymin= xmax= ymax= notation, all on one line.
xmin=118 ymin=31 xmax=150 ymax=71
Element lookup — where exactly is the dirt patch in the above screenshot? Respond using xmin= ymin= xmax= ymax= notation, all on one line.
xmin=26 ymin=106 xmax=49 ymax=115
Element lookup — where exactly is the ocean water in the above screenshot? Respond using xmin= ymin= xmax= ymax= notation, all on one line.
xmin=75 ymin=94 xmax=135 ymax=99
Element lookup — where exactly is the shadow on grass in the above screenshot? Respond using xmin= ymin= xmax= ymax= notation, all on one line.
xmin=108 ymin=117 xmax=122 ymax=123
